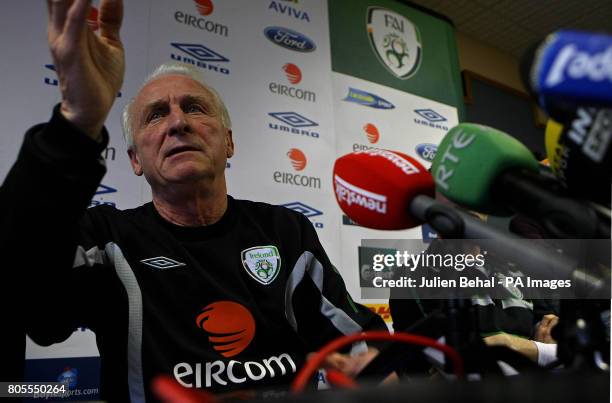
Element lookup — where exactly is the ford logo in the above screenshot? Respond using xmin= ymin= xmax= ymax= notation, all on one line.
xmin=264 ymin=26 xmax=316 ymax=52
xmin=415 ymin=143 xmax=437 ymax=162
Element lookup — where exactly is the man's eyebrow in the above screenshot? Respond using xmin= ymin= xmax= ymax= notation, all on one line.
xmin=180 ymin=94 xmax=212 ymax=106
xmin=138 ymin=94 xmax=213 ymax=124
xmin=141 ymin=99 xmax=168 ymax=115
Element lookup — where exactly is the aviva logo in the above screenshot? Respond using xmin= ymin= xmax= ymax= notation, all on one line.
xmin=268 ymin=0 xmax=310 ymax=22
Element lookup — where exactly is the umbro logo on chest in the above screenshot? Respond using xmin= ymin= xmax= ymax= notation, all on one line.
xmin=140 ymin=256 xmax=186 ymax=269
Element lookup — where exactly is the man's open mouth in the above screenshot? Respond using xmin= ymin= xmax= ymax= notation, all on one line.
xmin=166 ymin=145 xmax=200 ymax=157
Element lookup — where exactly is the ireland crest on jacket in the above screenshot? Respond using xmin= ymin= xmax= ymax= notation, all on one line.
xmin=241 ymin=246 xmax=281 ymax=285
xmin=367 ymin=7 xmax=422 ymax=79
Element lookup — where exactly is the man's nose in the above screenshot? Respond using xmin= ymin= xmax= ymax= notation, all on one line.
xmin=168 ymin=106 xmax=190 ymax=135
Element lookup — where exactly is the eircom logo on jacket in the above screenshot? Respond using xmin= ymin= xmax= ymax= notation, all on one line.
xmin=173 ymin=301 xmax=297 ymax=388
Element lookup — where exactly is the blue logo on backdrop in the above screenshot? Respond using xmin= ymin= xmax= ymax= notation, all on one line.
xmin=95 ymin=184 xmax=117 ymax=196
xmin=44 ymin=64 xmax=58 ymax=86
xmin=342 ymin=215 xmax=361 ymax=227
xmin=281 ymin=202 xmax=322 ymax=217
xmin=269 ymin=112 xmax=318 ymax=127
xmin=343 ymin=88 xmax=395 ymax=109
xmin=414 ymin=109 xmax=446 ymax=122
xmin=171 ymin=43 xmax=229 ymax=62
xmin=58 ymin=367 xmax=79 ymax=390
xmin=421 ymin=223 xmax=438 ymax=242
xmin=415 ymin=143 xmax=437 ymax=162
xmin=25 ymin=357 xmax=100 ymax=400
xmin=413 ymin=108 xmax=449 ymax=131
xmin=264 ymin=27 xmax=316 ymax=52
xmin=268 ymin=1 xmax=311 ymax=22
xmin=268 ymin=112 xmax=319 ymax=138
xmin=170 ymin=43 xmax=230 ymax=75
xmin=281 ymin=202 xmax=323 ymax=228
xmin=90 ymin=184 xmax=117 ymax=208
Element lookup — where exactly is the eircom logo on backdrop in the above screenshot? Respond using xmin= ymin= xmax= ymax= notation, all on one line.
xmin=353 ymin=123 xmax=382 ymax=153
xmin=273 ymin=149 xmax=321 ymax=189
xmin=174 ymin=0 xmax=229 ymax=37
xmin=269 ymin=63 xmax=316 ymax=103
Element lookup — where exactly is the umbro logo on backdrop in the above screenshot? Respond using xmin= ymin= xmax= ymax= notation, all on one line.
xmin=413 ymin=108 xmax=449 ymax=131
xmin=268 ymin=112 xmax=320 ymax=139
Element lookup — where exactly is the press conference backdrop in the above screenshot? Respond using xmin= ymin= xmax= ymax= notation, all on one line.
xmin=0 ymin=0 xmax=462 ymax=396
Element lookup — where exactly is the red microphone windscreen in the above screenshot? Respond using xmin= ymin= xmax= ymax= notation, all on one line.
xmin=333 ymin=149 xmax=435 ymax=230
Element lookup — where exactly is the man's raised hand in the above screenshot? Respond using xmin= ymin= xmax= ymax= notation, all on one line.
xmin=47 ymin=0 xmax=125 ymax=140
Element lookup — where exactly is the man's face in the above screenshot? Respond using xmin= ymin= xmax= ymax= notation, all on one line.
xmin=128 ymin=74 xmax=233 ymax=189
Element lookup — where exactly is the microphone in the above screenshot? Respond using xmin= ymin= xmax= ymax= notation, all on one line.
xmin=333 ymin=148 xmax=519 ymax=237
xmin=332 ymin=149 xmax=608 ymax=295
xmin=520 ymin=30 xmax=612 ymax=119
xmin=545 ymin=112 xmax=611 ymax=205
xmin=333 ymin=149 xmax=434 ymax=230
xmin=430 ymin=123 xmax=610 ymax=238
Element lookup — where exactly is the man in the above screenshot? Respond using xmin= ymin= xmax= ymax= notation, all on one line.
xmin=389 ymin=211 xmax=559 ymax=374
xmin=1 ymin=0 xmax=384 ymax=401
xmin=0 ymin=0 xmax=123 ymax=386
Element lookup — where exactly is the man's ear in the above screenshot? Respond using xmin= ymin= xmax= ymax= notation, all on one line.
xmin=127 ymin=147 xmax=144 ymax=176
xmin=225 ymin=129 xmax=234 ymax=158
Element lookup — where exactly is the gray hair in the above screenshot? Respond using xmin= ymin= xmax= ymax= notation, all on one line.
xmin=121 ymin=62 xmax=232 ymax=148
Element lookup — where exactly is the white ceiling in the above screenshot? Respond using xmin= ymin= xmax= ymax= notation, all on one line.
xmin=405 ymin=0 xmax=612 ymax=58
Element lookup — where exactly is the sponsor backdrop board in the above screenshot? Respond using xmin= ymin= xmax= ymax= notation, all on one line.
xmin=328 ymin=0 xmax=464 ymax=116
xmin=333 ymin=71 xmax=459 ymax=299
xmin=329 ymin=1 xmax=462 ymax=301
xmin=24 ymin=358 xmax=101 ymax=401
xmin=0 ymin=0 xmax=461 ymax=394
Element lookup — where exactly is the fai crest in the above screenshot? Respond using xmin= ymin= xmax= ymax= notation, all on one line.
xmin=366 ymin=7 xmax=422 ymax=79
xmin=241 ymin=246 xmax=281 ymax=285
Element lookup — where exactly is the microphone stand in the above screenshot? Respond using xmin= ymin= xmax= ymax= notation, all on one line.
xmin=407 ymin=198 xmax=557 ymax=375
xmin=359 ymin=205 xmax=526 ymax=382
xmin=358 ymin=196 xmax=609 ymax=382
xmin=411 ymin=196 xmax=611 ymax=374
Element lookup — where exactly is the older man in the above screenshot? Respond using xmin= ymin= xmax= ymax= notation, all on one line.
xmin=123 ymin=64 xmax=235 ymax=227
xmin=0 ymin=0 xmax=384 ymax=401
